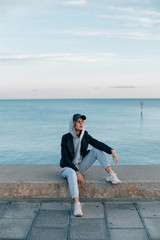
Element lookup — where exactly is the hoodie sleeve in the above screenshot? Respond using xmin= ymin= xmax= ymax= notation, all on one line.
xmin=87 ymin=132 xmax=113 ymax=154
xmin=61 ymin=135 xmax=79 ymax=172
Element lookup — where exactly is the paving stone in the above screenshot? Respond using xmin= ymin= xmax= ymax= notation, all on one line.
xmin=27 ymin=227 xmax=68 ymax=240
xmin=71 ymin=202 xmax=104 ymax=219
xmin=105 ymin=203 xmax=143 ymax=229
xmin=40 ymin=202 xmax=71 ymax=211
xmin=143 ymin=218 xmax=160 ymax=240
xmin=69 ymin=218 xmax=107 ymax=240
xmin=3 ymin=202 xmax=40 ymax=218
xmin=0 ymin=218 xmax=33 ymax=239
xmin=32 ymin=210 xmax=70 ymax=228
xmin=0 ymin=203 xmax=8 ymax=217
xmin=137 ymin=202 xmax=160 ymax=218
xmin=109 ymin=229 xmax=149 ymax=240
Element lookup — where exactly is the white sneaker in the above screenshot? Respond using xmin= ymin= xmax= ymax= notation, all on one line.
xmin=73 ymin=202 xmax=83 ymax=217
xmin=106 ymin=171 xmax=122 ymax=184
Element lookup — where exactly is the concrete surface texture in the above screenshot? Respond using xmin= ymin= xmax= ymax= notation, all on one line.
xmin=0 ymin=165 xmax=160 ymax=199
xmin=0 ymin=201 xmax=160 ymax=240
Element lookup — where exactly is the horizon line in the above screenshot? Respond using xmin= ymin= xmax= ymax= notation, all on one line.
xmin=0 ymin=98 xmax=160 ymax=100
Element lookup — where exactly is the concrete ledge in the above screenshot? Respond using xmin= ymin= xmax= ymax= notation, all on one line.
xmin=0 ymin=165 xmax=160 ymax=199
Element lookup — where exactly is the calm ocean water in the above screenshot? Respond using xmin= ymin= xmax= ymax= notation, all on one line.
xmin=0 ymin=99 xmax=160 ymax=165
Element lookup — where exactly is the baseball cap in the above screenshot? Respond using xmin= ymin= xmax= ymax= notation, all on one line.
xmin=73 ymin=113 xmax=86 ymax=122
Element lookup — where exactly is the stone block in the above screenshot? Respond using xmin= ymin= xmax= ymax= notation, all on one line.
xmin=109 ymin=229 xmax=149 ymax=240
xmin=3 ymin=202 xmax=40 ymax=218
xmin=40 ymin=202 xmax=71 ymax=211
xmin=137 ymin=202 xmax=160 ymax=217
xmin=27 ymin=227 xmax=68 ymax=240
xmin=0 ymin=218 xmax=33 ymax=239
xmin=69 ymin=218 xmax=107 ymax=240
xmin=143 ymin=218 xmax=160 ymax=240
xmin=0 ymin=202 xmax=8 ymax=217
xmin=71 ymin=202 xmax=104 ymax=219
xmin=32 ymin=210 xmax=70 ymax=228
xmin=105 ymin=203 xmax=143 ymax=228
xmin=0 ymin=165 xmax=160 ymax=199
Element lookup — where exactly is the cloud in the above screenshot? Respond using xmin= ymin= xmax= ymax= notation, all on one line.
xmin=100 ymin=6 xmax=160 ymax=29
xmin=0 ymin=52 xmax=115 ymax=64
xmin=93 ymin=87 xmax=99 ymax=90
xmin=0 ymin=1 xmax=61 ymax=17
xmin=1 ymin=53 xmax=159 ymax=66
xmin=50 ymin=30 xmax=160 ymax=40
xmin=100 ymin=14 xmax=160 ymax=28
xmin=0 ymin=2 xmax=28 ymax=17
xmin=110 ymin=86 xmax=138 ymax=89
xmin=6 ymin=6 xmax=27 ymax=16
xmin=62 ymin=0 xmax=87 ymax=6
xmin=105 ymin=6 xmax=160 ymax=17
xmin=0 ymin=63 xmax=7 ymax=65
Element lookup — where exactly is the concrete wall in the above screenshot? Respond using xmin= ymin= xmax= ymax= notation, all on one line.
xmin=0 ymin=165 xmax=160 ymax=199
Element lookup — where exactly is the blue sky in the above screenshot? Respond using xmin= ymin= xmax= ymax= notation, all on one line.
xmin=0 ymin=0 xmax=160 ymax=99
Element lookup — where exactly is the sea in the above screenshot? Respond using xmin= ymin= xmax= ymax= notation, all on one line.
xmin=0 ymin=99 xmax=160 ymax=166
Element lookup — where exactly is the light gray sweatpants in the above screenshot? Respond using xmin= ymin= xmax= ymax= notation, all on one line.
xmin=61 ymin=148 xmax=111 ymax=199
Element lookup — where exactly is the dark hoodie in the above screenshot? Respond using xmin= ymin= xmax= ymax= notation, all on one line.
xmin=60 ymin=123 xmax=113 ymax=171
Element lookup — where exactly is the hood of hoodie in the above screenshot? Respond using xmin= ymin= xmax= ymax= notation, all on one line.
xmin=69 ymin=117 xmax=85 ymax=140
xmin=69 ymin=117 xmax=85 ymax=169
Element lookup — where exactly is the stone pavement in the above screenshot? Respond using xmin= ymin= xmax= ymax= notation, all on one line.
xmin=0 ymin=200 xmax=160 ymax=240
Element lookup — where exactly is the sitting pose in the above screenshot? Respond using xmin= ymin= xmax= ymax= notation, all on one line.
xmin=60 ymin=113 xmax=121 ymax=217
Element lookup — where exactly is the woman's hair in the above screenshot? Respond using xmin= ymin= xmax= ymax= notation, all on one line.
xmin=72 ymin=120 xmax=76 ymax=130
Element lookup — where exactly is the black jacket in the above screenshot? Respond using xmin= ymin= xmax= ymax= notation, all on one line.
xmin=60 ymin=130 xmax=113 ymax=171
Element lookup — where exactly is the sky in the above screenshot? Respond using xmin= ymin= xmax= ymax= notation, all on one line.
xmin=0 ymin=0 xmax=160 ymax=99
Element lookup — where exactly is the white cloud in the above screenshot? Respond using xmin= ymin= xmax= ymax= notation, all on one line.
xmin=0 ymin=2 xmax=28 ymax=17
xmin=0 ymin=52 xmax=116 ymax=64
xmin=100 ymin=14 xmax=160 ymax=27
xmin=62 ymin=0 xmax=87 ymax=6
xmin=110 ymin=86 xmax=138 ymax=89
xmin=1 ymin=53 xmax=159 ymax=67
xmin=0 ymin=63 xmax=7 ymax=65
xmin=100 ymin=5 xmax=160 ymax=28
xmin=106 ymin=6 xmax=160 ymax=17
xmin=93 ymin=87 xmax=100 ymax=90
xmin=6 ymin=6 xmax=27 ymax=16
xmin=50 ymin=30 xmax=160 ymax=40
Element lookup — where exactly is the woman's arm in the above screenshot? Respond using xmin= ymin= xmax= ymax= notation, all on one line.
xmin=88 ymin=133 xmax=113 ymax=154
xmin=88 ymin=133 xmax=119 ymax=164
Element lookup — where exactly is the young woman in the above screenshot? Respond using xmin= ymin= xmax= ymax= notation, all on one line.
xmin=60 ymin=113 xmax=121 ymax=217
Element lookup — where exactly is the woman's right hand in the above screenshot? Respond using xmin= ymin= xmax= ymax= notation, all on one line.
xmin=76 ymin=172 xmax=84 ymax=184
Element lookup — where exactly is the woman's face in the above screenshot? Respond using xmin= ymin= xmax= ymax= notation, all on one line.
xmin=74 ymin=118 xmax=84 ymax=131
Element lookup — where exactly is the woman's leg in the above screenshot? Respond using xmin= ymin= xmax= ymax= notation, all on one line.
xmin=78 ymin=148 xmax=111 ymax=174
xmin=78 ymin=148 xmax=122 ymax=184
xmin=61 ymin=167 xmax=79 ymax=200
xmin=61 ymin=167 xmax=83 ymax=216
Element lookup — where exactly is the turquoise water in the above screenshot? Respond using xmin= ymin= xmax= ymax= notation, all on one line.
xmin=0 ymin=99 xmax=160 ymax=165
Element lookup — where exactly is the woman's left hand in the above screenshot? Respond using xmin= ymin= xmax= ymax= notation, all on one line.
xmin=77 ymin=172 xmax=84 ymax=184
xmin=111 ymin=150 xmax=118 ymax=164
